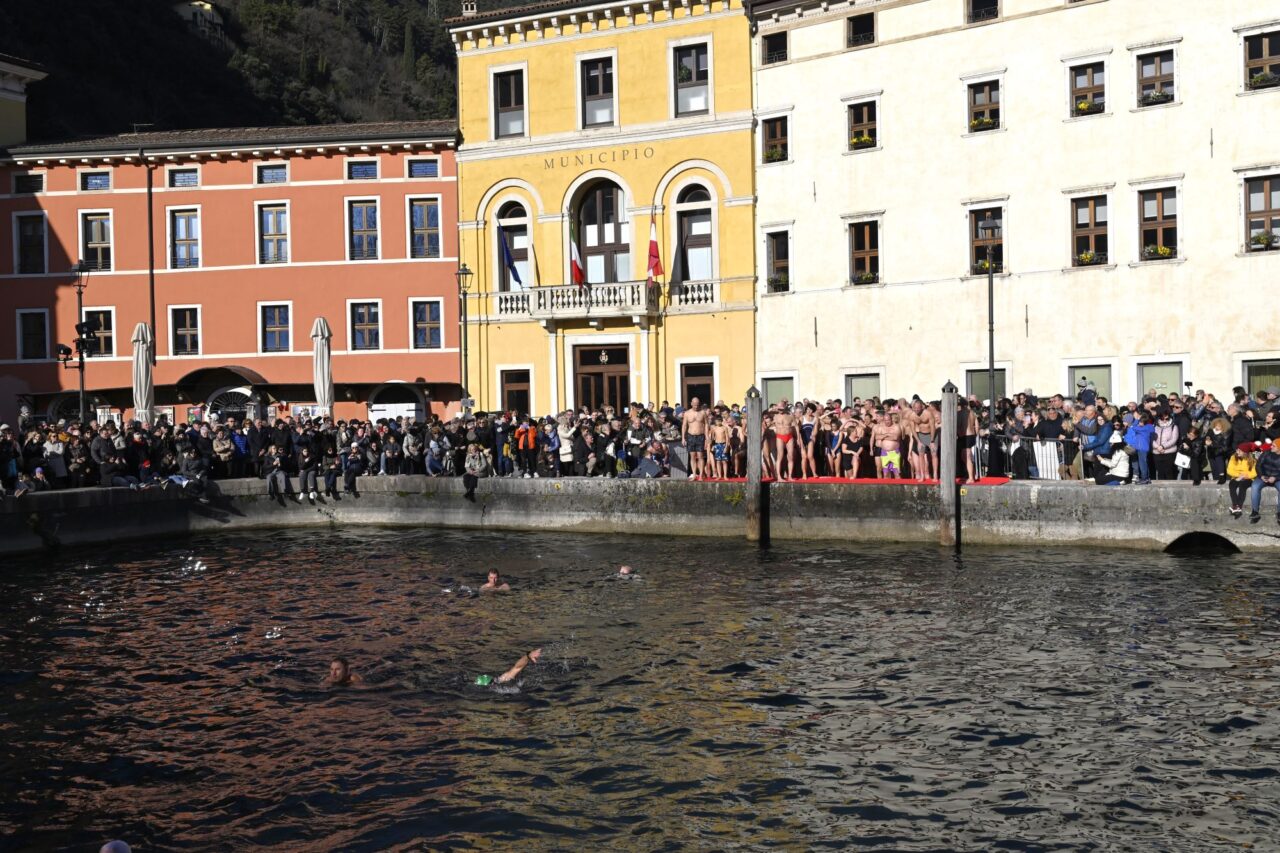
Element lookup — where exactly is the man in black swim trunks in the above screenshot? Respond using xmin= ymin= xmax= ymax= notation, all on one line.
xmin=681 ymin=397 xmax=709 ymax=480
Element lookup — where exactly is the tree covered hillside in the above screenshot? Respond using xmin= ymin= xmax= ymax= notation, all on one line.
xmin=2 ymin=0 xmax=472 ymax=143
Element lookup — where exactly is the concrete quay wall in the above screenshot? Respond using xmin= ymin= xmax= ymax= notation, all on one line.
xmin=0 ymin=477 xmax=1274 ymax=558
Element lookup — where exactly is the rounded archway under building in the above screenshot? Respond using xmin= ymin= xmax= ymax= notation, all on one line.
xmin=367 ymin=382 xmax=427 ymax=422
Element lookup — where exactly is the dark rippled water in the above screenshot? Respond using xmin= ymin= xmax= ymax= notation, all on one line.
xmin=2 ymin=530 xmax=1278 ymax=851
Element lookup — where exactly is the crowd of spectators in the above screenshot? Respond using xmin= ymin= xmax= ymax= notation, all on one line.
xmin=2 ymin=382 xmax=1279 ymax=520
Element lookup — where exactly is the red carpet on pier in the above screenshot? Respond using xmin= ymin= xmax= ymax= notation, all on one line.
xmin=708 ymin=477 xmax=1010 ymax=486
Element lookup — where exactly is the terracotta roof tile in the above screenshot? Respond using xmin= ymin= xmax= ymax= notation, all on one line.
xmin=5 ymin=120 xmax=458 ymax=158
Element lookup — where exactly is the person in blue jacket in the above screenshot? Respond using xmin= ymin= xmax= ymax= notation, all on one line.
xmin=1079 ymin=411 xmax=1114 ymax=469
xmin=1125 ymin=411 xmax=1155 ymax=485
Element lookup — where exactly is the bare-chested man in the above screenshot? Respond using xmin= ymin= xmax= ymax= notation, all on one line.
xmin=957 ymin=399 xmax=978 ymax=482
xmin=871 ymin=411 xmax=903 ymax=479
xmin=681 ymin=397 xmax=710 ymax=480
xmin=899 ymin=400 xmax=919 ymax=479
xmin=772 ymin=406 xmax=797 ymax=480
xmin=913 ymin=399 xmax=938 ymax=480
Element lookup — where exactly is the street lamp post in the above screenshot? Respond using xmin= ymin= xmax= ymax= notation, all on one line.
xmin=978 ymin=213 xmax=999 ymax=476
xmin=455 ymin=263 xmax=474 ymax=416
xmin=56 ymin=261 xmax=95 ymax=424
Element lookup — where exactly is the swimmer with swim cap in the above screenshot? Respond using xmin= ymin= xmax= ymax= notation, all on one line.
xmin=477 ymin=648 xmax=542 ymax=686
xmin=100 ymin=842 xmax=131 ymax=853
xmin=321 ymin=657 xmax=363 ymax=687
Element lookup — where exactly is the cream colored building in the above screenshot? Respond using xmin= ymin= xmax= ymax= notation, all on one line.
xmin=751 ymin=0 xmax=1280 ymax=406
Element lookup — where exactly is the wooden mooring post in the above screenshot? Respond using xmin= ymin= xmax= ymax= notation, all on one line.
xmin=745 ymin=386 xmax=768 ymax=544
xmin=939 ymin=381 xmax=960 ymax=550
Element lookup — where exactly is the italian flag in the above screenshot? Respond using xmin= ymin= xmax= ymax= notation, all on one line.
xmin=646 ymin=218 xmax=664 ymax=291
xmin=570 ymin=221 xmax=585 ymax=288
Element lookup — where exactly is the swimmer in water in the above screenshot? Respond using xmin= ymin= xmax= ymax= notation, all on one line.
xmin=321 ymin=657 xmax=363 ymax=687
xmin=476 ymin=648 xmax=543 ymax=686
xmin=480 ymin=569 xmax=510 ymax=592
xmin=616 ymin=565 xmax=640 ymax=579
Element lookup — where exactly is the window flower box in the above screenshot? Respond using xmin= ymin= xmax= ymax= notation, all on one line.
xmin=849 ymin=134 xmax=877 ymax=150
xmin=1142 ymin=244 xmax=1175 ymax=260
xmin=767 ymin=274 xmax=790 ymax=293
xmin=852 ymin=272 xmax=879 ymax=285
xmin=1073 ymin=99 xmax=1104 ymax=116
xmin=969 ymin=117 xmax=998 ymax=132
xmin=763 ymin=146 xmax=787 ymax=163
xmin=1075 ymin=251 xmax=1107 ymax=266
xmin=972 ymin=259 xmax=1002 ymax=274
xmin=1139 ymin=90 xmax=1173 ymax=107
xmin=1249 ymin=72 xmax=1280 ymax=91
xmin=1250 ymin=233 xmax=1279 ymax=251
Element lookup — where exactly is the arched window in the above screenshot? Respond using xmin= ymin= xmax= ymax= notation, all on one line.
xmin=577 ymin=181 xmax=629 ymax=283
xmin=674 ymin=184 xmax=713 ymax=284
xmin=496 ymin=201 xmax=529 ymax=291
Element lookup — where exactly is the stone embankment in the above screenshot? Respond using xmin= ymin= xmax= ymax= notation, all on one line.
xmin=1 ymin=476 xmax=1275 ymax=557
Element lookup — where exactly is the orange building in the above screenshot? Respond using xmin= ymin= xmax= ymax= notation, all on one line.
xmin=0 ymin=97 xmax=461 ymax=425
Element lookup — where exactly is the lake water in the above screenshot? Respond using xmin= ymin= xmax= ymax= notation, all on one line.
xmin=1 ymin=529 xmax=1278 ymax=851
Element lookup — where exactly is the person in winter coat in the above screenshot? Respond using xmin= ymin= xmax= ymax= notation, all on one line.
xmin=514 ymin=417 xmax=539 ymax=478
xmin=382 ymin=434 xmax=404 ymax=475
xmin=462 ymin=443 xmax=492 ymax=501
xmin=1093 ymin=441 xmax=1130 ymax=486
xmin=1226 ymin=443 xmax=1257 ymax=518
xmin=1206 ymin=417 xmax=1232 ymax=484
xmin=1176 ymin=426 xmax=1206 ymax=486
xmin=179 ymin=448 xmax=210 ymax=500
xmin=322 ymin=446 xmax=343 ymax=498
xmin=264 ymin=444 xmax=290 ymax=504
xmin=539 ymin=422 xmax=562 ymax=477
xmin=1125 ymin=412 xmax=1154 ymax=484
xmin=557 ymin=418 xmax=576 ymax=475
xmin=1150 ymin=412 xmax=1179 ymax=481
xmin=1249 ymin=441 xmax=1280 ymax=522
xmin=42 ymin=433 xmax=69 ymax=487
xmin=343 ymin=444 xmax=365 ymax=495
xmin=297 ymin=446 xmax=319 ymax=502
xmin=229 ymin=426 xmax=250 ymax=478
xmin=1229 ymin=405 xmax=1257 ymax=450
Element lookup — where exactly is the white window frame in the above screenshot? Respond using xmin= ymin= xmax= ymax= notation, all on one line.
xmin=11 ymin=169 xmax=47 ymax=194
xmin=489 ymin=61 xmax=530 ymax=141
xmin=668 ymin=177 xmax=720 ymax=285
xmin=675 ymin=356 xmax=720 ymax=404
xmin=1062 ymin=184 xmax=1114 ymax=269
xmin=344 ymin=195 xmax=382 ymax=261
xmin=1128 ymin=174 xmax=1184 ymax=266
xmin=346 ymin=297 xmax=384 ymax=353
xmin=1060 ymin=358 xmax=1121 ymax=401
xmin=1128 ymin=37 xmax=1182 ymax=112
xmin=12 ymin=210 xmax=49 ymax=276
xmin=164 ymin=163 xmax=202 ymax=189
xmin=759 ymin=222 xmax=793 ymax=295
xmin=165 ymin=203 xmax=202 ymax=271
xmin=1132 ymin=354 xmax=1190 ymax=400
xmin=840 ymin=368 xmax=886 ymax=403
xmin=668 ymin=36 xmax=715 ymax=120
xmin=15 ymin=308 xmax=50 ymax=361
xmin=1061 ymin=49 xmax=1112 ymax=121
xmin=756 ymin=369 xmax=799 ymax=408
xmin=167 ymin=303 xmax=203 ymax=357
xmin=256 ymin=300 xmax=293 ymax=355
xmin=759 ymin=29 xmax=789 ymax=67
xmin=960 ymin=67 xmax=1007 ymax=137
xmin=1235 ymin=350 xmax=1280 ymax=391
xmin=254 ymin=199 xmax=291 ymax=266
xmin=405 ymin=155 xmax=442 ymax=179
xmin=408 ymin=297 xmax=446 ymax=350
xmin=81 ymin=305 xmax=118 ymax=359
xmin=960 ymin=362 xmax=1013 ymax=401
xmin=1236 ymin=19 xmax=1280 ymax=95
xmin=757 ymin=105 xmax=794 ymax=167
xmin=78 ymin=208 xmax=114 ymax=271
xmin=405 ymin=194 xmax=444 ymax=260
xmin=344 ymin=156 xmax=381 ymax=181
xmin=1234 ymin=161 xmax=1280 ymax=253
xmin=962 ymin=195 xmax=1010 ymax=276
xmin=576 ymin=47 xmax=619 ymax=130
xmin=841 ymin=208 xmax=885 ymax=285
xmin=841 ymin=89 xmax=883 ymax=156
xmin=76 ymin=167 xmax=112 ymax=192
xmin=254 ymin=160 xmax=290 ymax=186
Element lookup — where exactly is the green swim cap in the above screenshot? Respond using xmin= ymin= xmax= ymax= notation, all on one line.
xmin=474 ymin=674 xmax=493 ymax=686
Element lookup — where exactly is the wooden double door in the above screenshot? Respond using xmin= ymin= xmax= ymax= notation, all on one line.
xmin=575 ymin=345 xmax=630 ymax=412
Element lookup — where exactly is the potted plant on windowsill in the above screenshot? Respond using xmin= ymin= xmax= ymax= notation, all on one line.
xmin=853 ymin=272 xmax=879 ymax=285
xmin=969 ymin=116 xmax=998 ymax=132
xmin=973 ymin=259 xmax=1000 ymax=274
xmin=1250 ymin=232 xmax=1278 ymax=251
xmin=763 ymin=146 xmax=787 ymax=163
xmin=1139 ymin=89 xmax=1174 ymax=106
xmin=767 ymin=274 xmax=789 ymax=292
xmin=849 ymin=133 xmax=876 ymax=150
xmin=1073 ymin=99 xmax=1104 ymax=116
xmin=1075 ymin=250 xmax=1104 ymax=266
xmin=1142 ymin=244 xmax=1175 ymax=260
xmin=677 ymin=65 xmax=693 ymax=84
xmin=1249 ymin=72 xmax=1280 ymax=91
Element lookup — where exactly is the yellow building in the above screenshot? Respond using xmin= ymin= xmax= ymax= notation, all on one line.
xmin=448 ymin=0 xmax=755 ymax=415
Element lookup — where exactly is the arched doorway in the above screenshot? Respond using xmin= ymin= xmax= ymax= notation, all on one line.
xmin=206 ymin=386 xmax=256 ymax=423
xmin=368 ymin=383 xmax=426 ymax=422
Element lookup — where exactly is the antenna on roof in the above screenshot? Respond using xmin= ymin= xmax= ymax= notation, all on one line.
xmin=131 ymin=123 xmax=155 ymax=134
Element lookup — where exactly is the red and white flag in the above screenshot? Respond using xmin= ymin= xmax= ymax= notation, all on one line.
xmin=646 ymin=219 xmax=664 ymax=290
xmin=570 ymin=221 xmax=585 ymax=289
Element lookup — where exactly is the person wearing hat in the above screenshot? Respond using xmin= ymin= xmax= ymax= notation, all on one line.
xmin=1249 ymin=441 xmax=1280 ymax=523
xmin=1076 ymin=378 xmax=1097 ymax=408
xmin=1226 ymin=442 xmax=1257 ymax=518
xmin=343 ymin=442 xmax=365 ymax=495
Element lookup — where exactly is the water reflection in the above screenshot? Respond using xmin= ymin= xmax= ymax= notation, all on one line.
xmin=1 ymin=531 xmax=1277 ymax=850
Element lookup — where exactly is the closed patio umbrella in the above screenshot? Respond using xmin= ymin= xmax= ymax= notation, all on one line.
xmin=311 ymin=317 xmax=334 ymax=415
xmin=131 ymin=322 xmax=154 ymax=424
